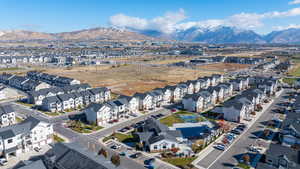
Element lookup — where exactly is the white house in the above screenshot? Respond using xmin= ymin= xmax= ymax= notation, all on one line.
xmin=118 ymin=95 xmax=139 ymax=113
xmin=0 ymin=105 xmax=16 ymax=127
xmin=182 ymin=94 xmax=204 ymax=112
xmin=133 ymin=93 xmax=154 ymax=110
xmin=84 ymin=103 xmax=113 ymax=125
xmin=0 ymin=116 xmax=53 ymax=159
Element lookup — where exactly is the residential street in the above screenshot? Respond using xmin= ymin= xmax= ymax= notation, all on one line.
xmin=196 ymin=89 xmax=288 ymax=169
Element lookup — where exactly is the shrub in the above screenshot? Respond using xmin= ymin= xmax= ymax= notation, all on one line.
xmin=111 ymin=154 xmax=121 ymax=167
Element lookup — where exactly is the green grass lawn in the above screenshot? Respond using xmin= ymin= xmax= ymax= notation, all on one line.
xmin=53 ymin=134 xmax=65 ymax=142
xmin=16 ymin=101 xmax=34 ymax=108
xmin=237 ymin=163 xmax=250 ymax=169
xmin=103 ymin=132 xmax=135 ymax=143
xmin=44 ymin=111 xmax=63 ymax=116
xmin=16 ymin=116 xmax=23 ymax=123
xmin=282 ymin=78 xmax=297 ymax=85
xmin=160 ymin=111 xmax=206 ymax=126
xmin=68 ymin=121 xmax=103 ymax=133
xmin=162 ymin=157 xmax=197 ymax=167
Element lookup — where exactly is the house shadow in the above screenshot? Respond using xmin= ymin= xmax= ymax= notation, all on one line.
xmin=69 ymin=113 xmax=85 ymax=122
xmin=221 ymin=162 xmax=236 ymax=168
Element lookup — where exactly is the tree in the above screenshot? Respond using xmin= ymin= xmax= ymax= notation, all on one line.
xmin=242 ymin=154 xmax=250 ymax=164
xmin=111 ymin=154 xmax=121 ymax=167
xmin=98 ymin=148 xmax=108 ymax=158
xmin=263 ymin=129 xmax=270 ymax=138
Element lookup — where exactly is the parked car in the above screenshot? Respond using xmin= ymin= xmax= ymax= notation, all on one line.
xmin=144 ymin=158 xmax=156 ymax=165
xmin=231 ymin=130 xmax=241 ymax=135
xmin=130 ymin=152 xmax=142 ymax=158
xmin=0 ymin=158 xmax=7 ymax=166
xmin=214 ymin=144 xmax=225 ymax=151
xmin=34 ymin=146 xmax=42 ymax=152
xmin=110 ymin=145 xmax=120 ymax=149
xmin=119 ymin=152 xmax=126 ymax=156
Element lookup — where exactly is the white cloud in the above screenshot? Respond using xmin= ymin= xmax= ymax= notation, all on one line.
xmin=274 ymin=24 xmax=300 ymax=30
xmin=289 ymin=0 xmax=300 ymax=5
xmin=109 ymin=8 xmax=300 ymax=34
xmin=109 ymin=9 xmax=186 ymax=34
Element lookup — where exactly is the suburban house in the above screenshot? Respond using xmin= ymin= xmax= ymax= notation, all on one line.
xmin=229 ymin=79 xmax=244 ymax=91
xmin=58 ymin=93 xmax=75 ymax=110
xmin=118 ymin=95 xmax=139 ymax=113
xmin=28 ymin=87 xmax=65 ymax=105
xmin=0 ymin=105 xmax=15 ymax=127
xmin=256 ymin=143 xmax=300 ymax=169
xmin=148 ymin=90 xmax=163 ymax=107
xmin=84 ymin=103 xmax=113 ymax=125
xmin=197 ymin=90 xmax=214 ymax=110
xmin=44 ymin=142 xmax=123 ymax=169
xmin=212 ymin=74 xmax=224 ymax=84
xmin=208 ymin=86 xmax=224 ymax=103
xmin=185 ymin=80 xmax=195 ymax=94
xmin=42 ymin=96 xmax=63 ymax=112
xmin=218 ymin=83 xmax=234 ymax=98
xmin=200 ymin=77 xmax=212 ymax=87
xmin=165 ymin=85 xmax=181 ymax=102
xmin=154 ymin=87 xmax=172 ymax=104
xmin=133 ymin=93 xmax=154 ymax=110
xmin=107 ymin=99 xmax=127 ymax=118
xmin=212 ymin=100 xmax=247 ymax=122
xmin=197 ymin=79 xmax=207 ymax=89
xmin=0 ymin=116 xmax=53 ymax=159
xmin=177 ymin=83 xmax=188 ymax=97
xmin=182 ymin=94 xmax=204 ymax=112
xmin=133 ymin=118 xmax=192 ymax=155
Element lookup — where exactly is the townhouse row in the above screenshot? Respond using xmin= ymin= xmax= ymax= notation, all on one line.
xmin=28 ymin=83 xmax=92 ymax=105
xmin=0 ymin=116 xmax=53 ymax=159
xmin=84 ymin=74 xmax=225 ymax=126
xmin=212 ymin=78 xmax=279 ymax=123
xmin=0 ymin=73 xmax=51 ymax=92
xmin=41 ymin=87 xmax=111 ymax=112
xmin=27 ymin=71 xmax=81 ymax=87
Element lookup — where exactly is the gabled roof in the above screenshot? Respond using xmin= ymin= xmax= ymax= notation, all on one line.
xmin=0 ymin=105 xmax=14 ymax=116
xmin=0 ymin=116 xmax=41 ymax=139
xmin=45 ymin=142 xmax=123 ymax=169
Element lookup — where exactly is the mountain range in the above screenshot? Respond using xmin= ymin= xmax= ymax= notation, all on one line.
xmin=1 ymin=26 xmax=300 ymax=44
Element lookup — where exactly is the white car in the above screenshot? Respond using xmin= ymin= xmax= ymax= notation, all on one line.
xmin=0 ymin=158 xmax=8 ymax=166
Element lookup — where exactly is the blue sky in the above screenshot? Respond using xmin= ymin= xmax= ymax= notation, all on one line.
xmin=1 ymin=0 xmax=300 ymax=34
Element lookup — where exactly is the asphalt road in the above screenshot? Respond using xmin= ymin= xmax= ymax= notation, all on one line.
xmin=197 ymin=89 xmax=288 ymax=169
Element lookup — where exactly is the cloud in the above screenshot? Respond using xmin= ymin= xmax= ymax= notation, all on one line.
xmin=109 ymin=8 xmax=300 ymax=33
xmin=109 ymin=9 xmax=186 ymax=34
xmin=274 ymin=24 xmax=300 ymax=30
xmin=289 ymin=0 xmax=300 ymax=5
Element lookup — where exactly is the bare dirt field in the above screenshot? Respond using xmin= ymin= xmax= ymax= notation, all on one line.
xmin=42 ymin=64 xmax=221 ymax=95
xmin=195 ymin=63 xmax=252 ymax=72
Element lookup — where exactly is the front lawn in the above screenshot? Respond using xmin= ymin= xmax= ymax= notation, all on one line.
xmin=237 ymin=163 xmax=250 ymax=169
xmin=103 ymin=132 xmax=136 ymax=143
xmin=282 ymin=78 xmax=297 ymax=85
xmin=68 ymin=120 xmax=103 ymax=133
xmin=160 ymin=114 xmax=184 ymax=126
xmin=16 ymin=116 xmax=24 ymax=123
xmin=160 ymin=111 xmax=207 ymax=126
xmin=162 ymin=157 xmax=197 ymax=168
xmin=44 ymin=111 xmax=64 ymax=116
xmin=53 ymin=134 xmax=65 ymax=142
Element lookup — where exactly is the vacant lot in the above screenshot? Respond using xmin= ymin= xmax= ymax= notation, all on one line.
xmin=43 ymin=64 xmax=220 ymax=95
xmin=195 ymin=63 xmax=251 ymax=72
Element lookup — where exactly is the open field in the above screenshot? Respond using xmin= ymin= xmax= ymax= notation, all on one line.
xmin=195 ymin=63 xmax=252 ymax=72
xmin=43 ymin=64 xmax=222 ymax=95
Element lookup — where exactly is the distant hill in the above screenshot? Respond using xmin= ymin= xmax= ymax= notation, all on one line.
xmin=1 ymin=26 xmax=300 ymax=44
xmin=0 ymin=27 xmax=155 ymax=41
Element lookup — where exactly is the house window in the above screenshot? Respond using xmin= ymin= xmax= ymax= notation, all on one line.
xmin=154 ymin=145 xmax=157 ymax=150
xmin=7 ymin=139 xmax=13 ymax=143
xmin=163 ymin=145 xmax=167 ymax=149
xmin=172 ymin=144 xmax=176 ymax=148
